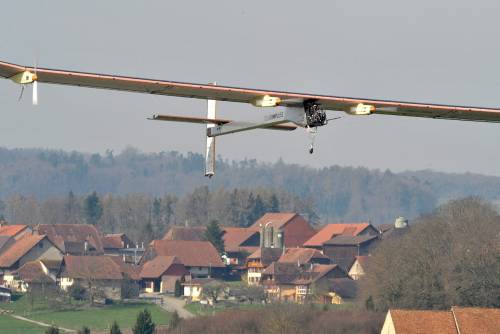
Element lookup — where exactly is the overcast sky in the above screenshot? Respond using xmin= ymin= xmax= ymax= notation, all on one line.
xmin=1 ymin=1 xmax=499 ymax=176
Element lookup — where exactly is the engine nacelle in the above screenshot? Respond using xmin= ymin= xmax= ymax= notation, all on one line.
xmin=251 ymin=95 xmax=281 ymax=107
xmin=349 ymin=103 xmax=375 ymax=115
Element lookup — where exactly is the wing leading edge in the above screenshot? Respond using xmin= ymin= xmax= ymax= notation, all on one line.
xmin=1 ymin=59 xmax=500 ymax=122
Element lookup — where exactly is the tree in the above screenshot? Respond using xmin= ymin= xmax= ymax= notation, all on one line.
xmin=169 ymin=310 xmax=181 ymax=329
xmin=78 ymin=326 xmax=91 ymax=334
xmin=204 ymin=220 xmax=225 ymax=254
xmin=132 ymin=309 xmax=155 ymax=334
xmin=45 ymin=326 xmax=60 ymax=334
xmin=121 ymin=274 xmax=140 ymax=299
xmin=84 ymin=192 xmax=103 ymax=225
xmin=202 ymin=281 xmax=226 ymax=304
xmin=361 ymin=198 xmax=500 ymax=311
xmin=269 ymin=194 xmax=280 ymax=212
xmin=110 ymin=321 xmax=121 ymax=334
xmin=174 ymin=279 xmax=182 ymax=298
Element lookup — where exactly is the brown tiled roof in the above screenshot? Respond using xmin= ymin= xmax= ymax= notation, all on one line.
xmin=222 ymin=227 xmax=259 ymax=253
xmin=140 ymin=256 xmax=182 ymax=279
xmin=0 ymin=225 xmax=29 ymax=237
xmin=149 ymin=240 xmax=225 ymax=268
xmin=352 ymin=255 xmax=371 ymax=270
xmin=103 ymin=234 xmax=129 ymax=249
xmin=0 ymin=234 xmax=46 ymax=268
xmin=303 ymin=223 xmax=372 ymax=247
xmin=0 ymin=235 xmax=12 ymax=251
xmin=108 ymin=256 xmax=141 ymax=280
xmin=262 ymin=262 xmax=301 ymax=284
xmin=390 ymin=310 xmax=457 ymax=334
xmin=452 ymin=306 xmax=500 ymax=334
xmin=37 ymin=224 xmax=104 ymax=254
xmin=62 ymin=255 xmax=123 ymax=280
xmin=323 ymin=234 xmax=378 ymax=246
xmin=329 ymin=278 xmax=357 ymax=299
xmin=250 ymin=213 xmax=298 ymax=230
xmin=162 ymin=226 xmax=206 ymax=241
xmin=16 ymin=261 xmax=54 ymax=283
xmin=278 ymin=248 xmax=329 ymax=265
xmin=247 ymin=248 xmax=283 ymax=266
xmin=378 ymin=224 xmax=394 ymax=233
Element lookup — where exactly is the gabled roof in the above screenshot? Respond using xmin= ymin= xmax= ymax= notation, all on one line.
xmin=247 ymin=248 xmax=283 ymax=266
xmin=62 ymin=255 xmax=123 ymax=280
xmin=0 ymin=225 xmax=29 ymax=237
xmin=249 ymin=213 xmax=298 ymax=230
xmin=108 ymin=256 xmax=141 ymax=281
xmin=0 ymin=234 xmax=47 ymax=268
xmin=278 ymin=248 xmax=329 ymax=265
xmin=0 ymin=235 xmax=12 ymax=250
xmin=162 ymin=226 xmax=207 ymax=241
xmin=37 ymin=224 xmax=104 ymax=254
xmin=329 ymin=278 xmax=357 ymax=299
xmin=323 ymin=234 xmax=378 ymax=246
xmin=303 ymin=223 xmax=373 ymax=247
xmin=389 ymin=309 xmax=457 ymax=334
xmin=140 ymin=256 xmax=184 ymax=279
xmin=16 ymin=261 xmax=54 ymax=283
xmin=451 ymin=306 xmax=500 ymax=334
xmin=222 ymin=227 xmax=259 ymax=253
xmin=149 ymin=240 xmax=225 ymax=268
xmin=103 ymin=233 xmax=134 ymax=249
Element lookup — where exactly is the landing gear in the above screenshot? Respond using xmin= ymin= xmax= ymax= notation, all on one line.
xmin=306 ymin=126 xmax=317 ymax=154
xmin=304 ymin=100 xmax=325 ymax=154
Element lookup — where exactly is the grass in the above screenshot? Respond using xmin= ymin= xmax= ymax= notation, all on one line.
xmin=1 ymin=294 xmax=171 ymax=331
xmin=0 ymin=315 xmax=46 ymax=334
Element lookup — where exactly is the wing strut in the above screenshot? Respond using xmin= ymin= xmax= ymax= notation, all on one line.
xmin=205 ymin=83 xmax=217 ymax=178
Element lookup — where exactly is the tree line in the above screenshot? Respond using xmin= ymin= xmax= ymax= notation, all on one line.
xmin=2 ymin=147 xmax=499 ymax=223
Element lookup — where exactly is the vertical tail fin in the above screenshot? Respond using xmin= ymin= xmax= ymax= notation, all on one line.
xmin=205 ymin=84 xmax=217 ymax=177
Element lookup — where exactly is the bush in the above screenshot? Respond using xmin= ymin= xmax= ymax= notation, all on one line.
xmin=45 ymin=326 xmax=60 ymax=334
xmin=110 ymin=321 xmax=121 ymax=334
xmin=69 ymin=284 xmax=87 ymax=301
xmin=174 ymin=280 xmax=182 ymax=298
xmin=122 ymin=274 xmax=140 ymax=299
xmin=78 ymin=326 xmax=90 ymax=334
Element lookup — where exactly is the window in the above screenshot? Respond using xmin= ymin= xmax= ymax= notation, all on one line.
xmin=38 ymin=242 xmax=43 ymax=248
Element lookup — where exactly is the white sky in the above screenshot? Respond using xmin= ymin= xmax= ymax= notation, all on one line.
xmin=1 ymin=1 xmax=499 ymax=175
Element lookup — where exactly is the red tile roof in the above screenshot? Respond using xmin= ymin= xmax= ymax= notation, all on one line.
xmin=304 ymin=223 xmax=373 ymax=247
xmin=149 ymin=240 xmax=225 ymax=268
xmin=222 ymin=227 xmax=259 ymax=253
xmin=249 ymin=213 xmax=298 ymax=230
xmin=62 ymin=255 xmax=123 ymax=280
xmin=162 ymin=226 xmax=206 ymax=241
xmin=452 ymin=306 xmax=500 ymax=334
xmin=108 ymin=256 xmax=141 ymax=281
xmin=16 ymin=261 xmax=54 ymax=283
xmin=103 ymin=233 xmax=134 ymax=249
xmin=247 ymin=248 xmax=283 ymax=266
xmin=37 ymin=224 xmax=104 ymax=254
xmin=140 ymin=256 xmax=185 ymax=279
xmin=323 ymin=234 xmax=378 ymax=246
xmin=0 ymin=225 xmax=29 ymax=237
xmin=278 ymin=248 xmax=329 ymax=265
xmin=0 ymin=234 xmax=46 ymax=268
xmin=389 ymin=310 xmax=457 ymax=334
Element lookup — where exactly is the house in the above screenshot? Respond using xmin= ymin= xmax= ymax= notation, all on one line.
xmin=278 ymin=248 xmax=330 ymax=266
xmin=0 ymin=234 xmax=63 ymax=290
xmin=303 ymin=222 xmax=379 ymax=249
xmin=326 ymin=278 xmax=358 ymax=304
xmin=261 ymin=263 xmax=350 ymax=303
xmin=348 ymin=255 xmax=371 ymax=280
xmin=36 ymin=224 xmax=104 ymax=255
xmin=250 ymin=213 xmax=316 ymax=248
xmin=140 ymin=256 xmax=188 ymax=293
xmin=141 ymin=240 xmax=225 ymax=278
xmin=58 ymin=255 xmax=124 ymax=300
xmin=162 ymin=226 xmax=206 ymax=241
xmin=182 ymin=278 xmax=222 ymax=302
xmin=380 ymin=307 xmax=500 ymax=334
xmin=322 ymin=234 xmax=379 ymax=270
xmin=13 ymin=260 xmax=56 ymax=292
xmin=222 ymin=227 xmax=260 ymax=265
xmin=102 ymin=233 xmax=135 ymax=255
xmin=246 ymin=247 xmax=282 ymax=285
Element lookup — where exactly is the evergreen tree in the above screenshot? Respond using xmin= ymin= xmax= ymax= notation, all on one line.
xmin=45 ymin=326 xmax=60 ymax=334
xmin=110 ymin=321 xmax=121 ymax=334
xmin=132 ymin=309 xmax=155 ymax=334
xmin=84 ymin=191 xmax=103 ymax=225
xmin=269 ymin=194 xmax=280 ymax=212
xmin=204 ymin=220 xmax=225 ymax=254
xmin=169 ymin=310 xmax=181 ymax=329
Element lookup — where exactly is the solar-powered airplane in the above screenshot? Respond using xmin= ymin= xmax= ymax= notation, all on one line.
xmin=1 ymin=59 xmax=500 ymax=177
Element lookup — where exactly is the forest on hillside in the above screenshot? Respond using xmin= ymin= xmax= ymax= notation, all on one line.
xmin=0 ymin=147 xmax=499 ymax=230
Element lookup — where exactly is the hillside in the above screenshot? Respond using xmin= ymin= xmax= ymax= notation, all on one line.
xmin=0 ymin=147 xmax=499 ymax=225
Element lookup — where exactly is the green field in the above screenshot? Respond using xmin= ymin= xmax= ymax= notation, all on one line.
xmin=0 ymin=294 xmax=171 ymax=332
xmin=0 ymin=315 xmax=46 ymax=334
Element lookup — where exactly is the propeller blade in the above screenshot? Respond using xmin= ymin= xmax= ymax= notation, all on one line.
xmin=18 ymin=85 xmax=25 ymax=102
xmin=32 ymin=80 xmax=38 ymax=106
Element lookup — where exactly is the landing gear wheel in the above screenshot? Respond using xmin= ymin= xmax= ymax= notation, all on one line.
xmin=306 ymin=126 xmax=317 ymax=154
xmin=309 ymin=146 xmax=314 ymax=154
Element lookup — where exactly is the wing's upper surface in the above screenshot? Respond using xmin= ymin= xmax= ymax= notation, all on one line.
xmin=2 ymin=60 xmax=500 ymax=122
